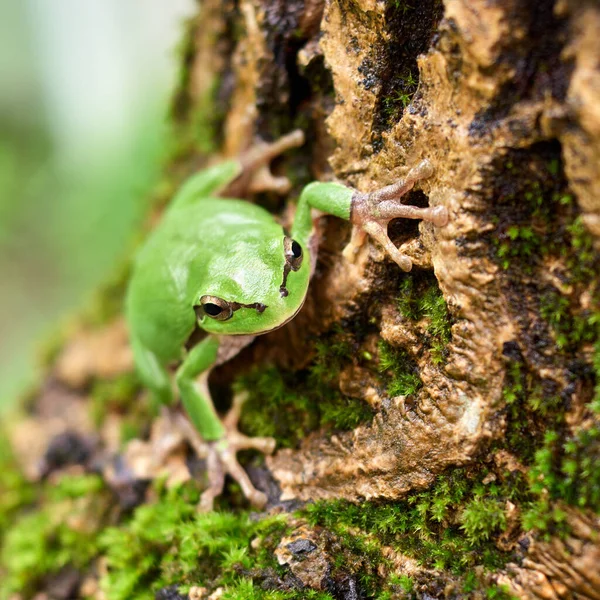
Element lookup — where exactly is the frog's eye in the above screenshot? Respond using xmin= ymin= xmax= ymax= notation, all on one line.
xmin=196 ymin=295 xmax=233 ymax=321
xmin=283 ymin=237 xmax=303 ymax=271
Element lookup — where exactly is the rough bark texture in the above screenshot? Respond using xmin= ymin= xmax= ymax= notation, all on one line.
xmin=2 ymin=1 xmax=600 ymax=599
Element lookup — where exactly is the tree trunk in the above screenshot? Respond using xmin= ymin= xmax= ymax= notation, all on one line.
xmin=2 ymin=1 xmax=600 ymax=599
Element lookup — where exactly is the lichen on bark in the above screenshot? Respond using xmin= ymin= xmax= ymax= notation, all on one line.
xmin=2 ymin=0 xmax=600 ymax=599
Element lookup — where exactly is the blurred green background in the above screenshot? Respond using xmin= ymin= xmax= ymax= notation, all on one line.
xmin=0 ymin=0 xmax=194 ymax=406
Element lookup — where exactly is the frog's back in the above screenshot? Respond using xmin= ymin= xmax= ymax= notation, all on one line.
xmin=126 ymin=198 xmax=280 ymax=362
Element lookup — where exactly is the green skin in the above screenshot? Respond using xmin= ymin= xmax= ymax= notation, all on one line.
xmin=126 ymin=159 xmax=352 ymax=441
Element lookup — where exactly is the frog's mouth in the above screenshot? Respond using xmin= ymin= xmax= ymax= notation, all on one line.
xmin=264 ymin=297 xmax=306 ymax=334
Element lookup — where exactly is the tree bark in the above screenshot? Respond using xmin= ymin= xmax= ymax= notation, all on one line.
xmin=3 ymin=1 xmax=600 ymax=599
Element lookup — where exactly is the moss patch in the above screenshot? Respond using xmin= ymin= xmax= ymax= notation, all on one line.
xmin=488 ymin=143 xmax=598 ymax=283
xmin=485 ymin=142 xmax=600 ymax=534
xmin=0 ymin=438 xmax=35 ymax=546
xmin=0 ymin=464 xmax=344 ymax=600
xmin=100 ymin=483 xmax=287 ymax=599
xmin=378 ymin=340 xmax=422 ymax=397
xmin=235 ymin=330 xmax=374 ymax=449
xmin=0 ymin=446 xmax=532 ymax=599
xmin=303 ymin=464 xmax=527 ymax=596
xmin=528 ymin=424 xmax=600 ymax=515
xmin=396 ymin=273 xmax=453 ymax=364
xmin=0 ymin=473 xmax=108 ymax=599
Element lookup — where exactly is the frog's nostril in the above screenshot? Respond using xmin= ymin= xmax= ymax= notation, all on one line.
xmin=279 ymin=286 xmax=289 ymax=298
xmin=256 ymin=303 xmax=267 ymax=313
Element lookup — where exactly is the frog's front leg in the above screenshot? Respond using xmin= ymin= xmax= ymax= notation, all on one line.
xmin=176 ymin=336 xmax=275 ymax=511
xmin=293 ymin=160 xmax=446 ymax=272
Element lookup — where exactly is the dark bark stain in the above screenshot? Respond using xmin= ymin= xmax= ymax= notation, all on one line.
xmin=469 ymin=0 xmax=574 ymax=137
xmin=371 ymin=0 xmax=445 ymax=150
xmin=478 ymin=140 xmax=600 ymax=460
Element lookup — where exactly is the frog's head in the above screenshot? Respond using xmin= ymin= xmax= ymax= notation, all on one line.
xmin=193 ymin=234 xmax=311 ymax=336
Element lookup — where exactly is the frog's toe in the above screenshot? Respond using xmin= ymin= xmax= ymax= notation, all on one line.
xmin=220 ymin=443 xmax=270 ymax=509
xmin=361 ymin=219 xmax=413 ymax=271
xmin=409 ymin=158 xmax=434 ymax=180
xmin=248 ymin=166 xmax=292 ymax=195
xmin=241 ymin=435 xmax=276 ymax=454
xmin=249 ymin=489 xmax=269 ymax=509
xmin=430 ymin=205 xmax=449 ymax=227
xmin=196 ymin=436 xmax=272 ymax=511
xmin=198 ymin=486 xmax=221 ymax=512
xmin=342 ymin=226 xmax=367 ymax=263
xmin=235 ymin=129 xmax=305 ymax=197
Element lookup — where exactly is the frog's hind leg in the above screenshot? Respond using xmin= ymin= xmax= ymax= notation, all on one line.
xmin=345 ymin=159 xmax=448 ymax=271
xmin=175 ymin=390 xmax=276 ymax=511
xmin=128 ymin=335 xmax=176 ymax=417
xmin=222 ymin=129 xmax=305 ymax=197
xmin=175 ymin=336 xmax=276 ymax=511
xmin=174 ymin=384 xmax=275 ymax=512
xmin=218 ymin=391 xmax=276 ymax=508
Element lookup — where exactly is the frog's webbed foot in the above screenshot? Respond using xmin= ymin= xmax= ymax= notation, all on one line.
xmin=225 ymin=130 xmax=305 ymax=197
xmin=342 ymin=160 xmax=448 ymax=271
xmin=177 ymin=391 xmax=276 ymax=512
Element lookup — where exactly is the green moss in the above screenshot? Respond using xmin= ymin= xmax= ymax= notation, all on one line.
xmin=490 ymin=150 xmax=600 ymax=528
xmin=539 ymin=291 xmax=596 ymax=353
xmin=303 ymin=466 xmax=524 ymax=585
xmin=396 ymin=275 xmax=453 ymax=364
xmin=220 ymin=581 xmax=333 ymax=600
xmin=0 ymin=473 xmax=108 ymax=598
xmin=0 ymin=437 xmax=35 ymax=543
xmin=500 ymin=355 xmax=562 ymax=463
xmin=519 ymin=424 xmax=600 ymax=539
xmin=460 ymin=497 xmax=507 ymax=543
xmin=392 ymin=573 xmax=414 ymax=593
xmin=593 ymin=337 xmax=600 ymax=412
xmin=521 ymin=498 xmax=569 ymax=541
xmin=236 ymin=366 xmax=316 ymax=446
xmin=566 ymin=216 xmax=597 ymax=281
xmin=495 ymin=225 xmax=541 ymax=271
xmin=382 ymin=89 xmax=414 ymax=115
xmin=90 ymin=372 xmax=142 ymax=419
xmin=49 ymin=473 xmax=105 ymax=500
xmin=488 ymin=144 xmax=600 ymax=281
xmin=378 ymin=340 xmax=422 ymax=397
xmin=236 ymin=365 xmax=373 ymax=448
xmin=396 ymin=276 xmax=419 ymax=319
xmin=528 ymin=426 xmax=600 ymax=515
xmin=390 ymin=0 xmax=414 ymax=14
xmin=2 ymin=464 xmax=341 ymax=599
xmin=486 ymin=584 xmax=519 ymax=600
xmin=236 ymin=331 xmax=374 ymax=448
xmin=99 ymin=482 xmax=295 ymax=600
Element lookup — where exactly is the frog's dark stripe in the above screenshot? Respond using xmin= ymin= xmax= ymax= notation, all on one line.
xmin=230 ymin=301 xmax=266 ymax=313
